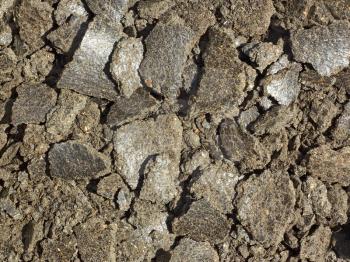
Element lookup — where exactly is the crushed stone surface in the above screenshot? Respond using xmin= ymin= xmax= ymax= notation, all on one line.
xmin=1 ymin=0 xmax=350 ymax=261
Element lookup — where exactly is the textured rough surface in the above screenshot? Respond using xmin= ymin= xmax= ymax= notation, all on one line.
xmin=173 ymin=199 xmax=230 ymax=244
xmin=307 ymin=145 xmax=350 ymax=186
xmin=170 ymin=238 xmax=219 ymax=262
xmin=236 ymin=171 xmax=296 ymax=247
xmin=113 ymin=114 xmax=182 ymax=189
xmin=107 ymin=88 xmax=159 ymax=127
xmin=57 ymin=18 xmax=122 ymax=100
xmin=110 ymin=38 xmax=143 ymax=98
xmin=292 ymin=21 xmax=350 ymax=76
xmin=11 ymin=84 xmax=57 ymax=124
xmin=49 ymin=141 xmax=110 ymax=179
xmin=2 ymin=0 xmax=350 ymax=261
xmin=139 ymin=3 xmax=215 ymax=98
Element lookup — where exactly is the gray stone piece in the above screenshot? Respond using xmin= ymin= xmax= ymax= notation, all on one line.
xmin=242 ymin=41 xmax=283 ymax=72
xmin=235 ymin=170 xmax=296 ymax=247
xmin=12 ymin=84 xmax=57 ymax=125
xmin=139 ymin=4 xmax=215 ymax=98
xmin=190 ymin=27 xmax=256 ymax=116
xmin=219 ymin=119 xmax=270 ymax=172
xmin=292 ymin=21 xmax=350 ymax=76
xmin=46 ymin=89 xmax=87 ymax=138
xmin=170 ymin=238 xmax=219 ymax=262
xmin=113 ymin=114 xmax=182 ymax=189
xmin=57 ymin=18 xmax=122 ymax=100
xmin=300 ymin=226 xmax=331 ymax=262
xmin=190 ymin=161 xmax=240 ymax=213
xmin=49 ymin=141 xmax=110 ymax=179
xmin=107 ymin=88 xmax=159 ymax=127
xmin=173 ymin=199 xmax=230 ymax=244
xmin=139 ymin=153 xmax=179 ymax=205
xmin=307 ymin=145 xmax=350 ymax=186
xmin=263 ymin=63 xmax=302 ymax=106
xmin=110 ymin=38 xmax=144 ymax=98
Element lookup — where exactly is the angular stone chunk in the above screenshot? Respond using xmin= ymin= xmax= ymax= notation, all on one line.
xmin=291 ymin=21 xmax=350 ymax=76
xmin=191 ymin=27 xmax=256 ymax=115
xmin=85 ymin=0 xmax=129 ymax=24
xmin=170 ymin=238 xmax=219 ymax=262
xmin=0 ymin=22 xmax=12 ymax=48
xmin=242 ymin=41 xmax=283 ymax=72
xmin=332 ymin=101 xmax=350 ymax=141
xmin=302 ymin=177 xmax=331 ymax=222
xmin=219 ymin=119 xmax=270 ymax=172
xmin=46 ymin=89 xmax=87 ymax=138
xmin=57 ymin=18 xmax=122 ymax=100
xmin=235 ymin=170 xmax=296 ymax=247
xmin=300 ymin=226 xmax=331 ymax=261
xmin=49 ymin=141 xmax=110 ymax=179
xmin=114 ymin=114 xmax=182 ymax=189
xmin=15 ymin=0 xmax=53 ymax=52
xmin=74 ymin=218 xmax=115 ymax=262
xmin=190 ymin=161 xmax=240 ymax=213
xmin=96 ymin=174 xmax=120 ymax=198
xmin=110 ymin=38 xmax=143 ymax=98
xmin=12 ymin=84 xmax=57 ymax=125
xmin=139 ymin=4 xmax=215 ymax=98
xmin=47 ymin=0 xmax=88 ymax=53
xmin=138 ymin=0 xmax=176 ymax=20
xmin=220 ymin=0 xmax=275 ymax=36
xmin=250 ymin=105 xmax=299 ymax=135
xmin=263 ymin=63 xmax=302 ymax=106
xmin=0 ymin=48 xmax=16 ymax=83
xmin=327 ymin=184 xmax=348 ymax=227
xmin=139 ymin=153 xmax=178 ymax=205
xmin=107 ymin=88 xmax=158 ymax=127
xmin=335 ymin=68 xmax=350 ymax=95
xmin=307 ymin=145 xmax=350 ymax=186
xmin=54 ymin=0 xmax=88 ymax=25
xmin=173 ymin=199 xmax=230 ymax=244
xmin=238 ymin=106 xmax=260 ymax=129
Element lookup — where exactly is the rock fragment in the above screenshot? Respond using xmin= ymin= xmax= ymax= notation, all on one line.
xmin=57 ymin=18 xmax=122 ymax=100
xmin=46 ymin=89 xmax=87 ymax=138
xmin=139 ymin=153 xmax=178 ymax=204
xmin=113 ymin=114 xmax=182 ymax=189
xmin=250 ymin=105 xmax=299 ymax=135
xmin=302 ymin=177 xmax=331 ymax=222
xmin=332 ymin=101 xmax=350 ymax=142
xmin=47 ymin=0 xmax=88 ymax=53
xmin=263 ymin=63 xmax=302 ymax=106
xmin=106 ymin=88 xmax=159 ymax=127
xmin=170 ymin=238 xmax=219 ymax=262
xmin=74 ymin=218 xmax=116 ymax=262
xmin=300 ymin=226 xmax=331 ymax=261
xmin=139 ymin=3 xmax=215 ymax=98
xmin=11 ymin=84 xmax=57 ymax=125
xmin=327 ymin=185 xmax=348 ymax=227
xmin=219 ymin=119 xmax=270 ymax=172
xmin=220 ymin=0 xmax=275 ymax=36
xmin=235 ymin=170 xmax=296 ymax=247
xmin=0 ymin=22 xmax=12 ymax=48
xmin=173 ymin=199 xmax=230 ymax=244
xmin=291 ymin=21 xmax=350 ymax=76
xmin=0 ymin=48 xmax=17 ymax=83
xmin=242 ymin=41 xmax=283 ymax=72
xmin=85 ymin=0 xmax=129 ymax=24
xmin=110 ymin=38 xmax=143 ymax=97
xmin=190 ymin=161 xmax=240 ymax=213
xmin=15 ymin=0 xmax=53 ymax=52
xmin=48 ymin=141 xmax=110 ymax=179
xmin=190 ymin=27 xmax=256 ymax=115
xmin=306 ymin=145 xmax=350 ymax=186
